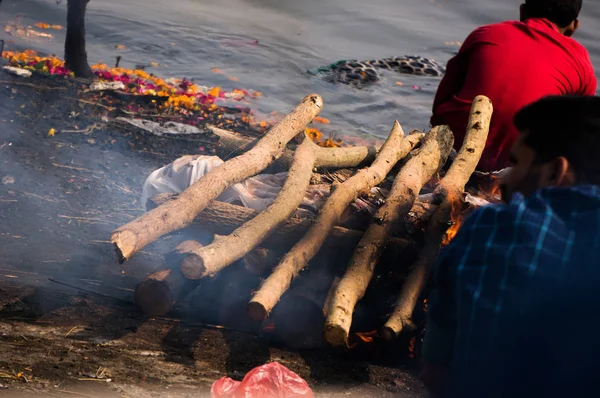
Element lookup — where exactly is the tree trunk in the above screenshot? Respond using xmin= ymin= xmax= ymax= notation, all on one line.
xmin=65 ymin=0 xmax=94 ymax=78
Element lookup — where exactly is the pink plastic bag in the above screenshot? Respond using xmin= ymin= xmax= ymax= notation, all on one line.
xmin=211 ymin=362 xmax=314 ymax=398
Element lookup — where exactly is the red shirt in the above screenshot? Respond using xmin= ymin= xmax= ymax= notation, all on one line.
xmin=431 ymin=18 xmax=597 ymax=172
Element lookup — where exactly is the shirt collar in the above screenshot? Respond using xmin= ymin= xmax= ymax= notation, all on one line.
xmin=523 ymin=17 xmax=562 ymax=34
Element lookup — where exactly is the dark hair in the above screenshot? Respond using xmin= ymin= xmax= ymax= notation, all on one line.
xmin=524 ymin=0 xmax=582 ymax=27
xmin=514 ymin=95 xmax=600 ymax=185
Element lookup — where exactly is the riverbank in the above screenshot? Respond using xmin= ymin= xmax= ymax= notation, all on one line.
xmin=0 ymin=66 xmax=425 ymax=397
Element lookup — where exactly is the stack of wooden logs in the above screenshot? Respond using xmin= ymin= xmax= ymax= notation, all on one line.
xmin=111 ymin=93 xmax=493 ymax=347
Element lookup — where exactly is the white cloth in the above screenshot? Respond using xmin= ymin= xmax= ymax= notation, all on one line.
xmin=141 ymin=155 xmax=329 ymax=212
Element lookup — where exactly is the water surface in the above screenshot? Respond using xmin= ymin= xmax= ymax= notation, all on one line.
xmin=2 ymin=0 xmax=599 ymax=140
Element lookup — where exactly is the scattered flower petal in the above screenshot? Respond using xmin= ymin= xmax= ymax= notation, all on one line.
xmin=314 ymin=116 xmax=330 ymax=124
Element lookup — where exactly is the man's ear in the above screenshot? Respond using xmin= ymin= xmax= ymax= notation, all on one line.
xmin=543 ymin=156 xmax=575 ymax=187
xmin=563 ymin=19 xmax=580 ymax=37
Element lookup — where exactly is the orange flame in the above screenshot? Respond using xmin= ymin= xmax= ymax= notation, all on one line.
xmin=261 ymin=319 xmax=275 ymax=333
xmin=488 ymin=180 xmax=502 ymax=201
xmin=346 ymin=330 xmax=378 ymax=349
xmin=476 ymin=174 xmax=503 ymax=203
xmin=442 ymin=176 xmax=504 ymax=246
xmin=408 ymin=337 xmax=416 ymax=359
xmin=441 ymin=194 xmax=465 ymax=246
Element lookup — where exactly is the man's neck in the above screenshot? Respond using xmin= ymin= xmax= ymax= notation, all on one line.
xmin=521 ymin=17 xmax=573 ymax=36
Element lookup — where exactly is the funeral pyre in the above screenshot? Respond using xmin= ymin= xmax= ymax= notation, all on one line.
xmin=108 ymin=93 xmax=498 ymax=353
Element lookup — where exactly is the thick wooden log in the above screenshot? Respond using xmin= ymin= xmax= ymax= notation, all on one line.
xmin=111 ymin=94 xmax=323 ymax=263
xmin=208 ymin=124 xmax=259 ymax=160
xmin=324 ymin=125 xmax=454 ymax=347
xmin=147 ymin=193 xmax=364 ymax=249
xmin=247 ymin=121 xmax=420 ymax=321
xmin=382 ymin=95 xmax=493 ymax=340
xmin=242 ymin=247 xmax=280 ymax=275
xmin=209 ymin=124 xmax=382 ymax=170
xmin=134 ymin=240 xmax=202 ymax=316
xmin=180 ymin=139 xmax=319 ymax=279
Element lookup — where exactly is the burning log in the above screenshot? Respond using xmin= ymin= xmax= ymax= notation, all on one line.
xmin=323 ymin=125 xmax=454 ymax=347
xmin=247 ymin=121 xmax=421 ymax=321
xmin=134 ymin=240 xmax=202 ymax=316
xmin=381 ymin=95 xmax=493 ymax=340
xmin=111 ymin=94 xmax=323 ymax=263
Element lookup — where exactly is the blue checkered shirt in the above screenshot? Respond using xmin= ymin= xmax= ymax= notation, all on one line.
xmin=422 ymin=185 xmax=600 ymax=375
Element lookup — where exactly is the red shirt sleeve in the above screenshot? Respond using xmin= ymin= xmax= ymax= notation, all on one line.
xmin=431 ymin=26 xmax=495 ymax=126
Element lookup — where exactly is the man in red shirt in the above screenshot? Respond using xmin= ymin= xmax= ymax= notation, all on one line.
xmin=431 ymin=0 xmax=596 ymax=172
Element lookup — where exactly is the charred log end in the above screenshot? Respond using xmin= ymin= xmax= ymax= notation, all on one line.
xmin=111 ymin=230 xmax=137 ymax=264
xmin=381 ymin=319 xmax=417 ymax=342
xmin=270 ymin=294 xmax=326 ymax=349
xmin=323 ymin=324 xmax=349 ymax=347
xmin=179 ymin=253 xmax=207 ymax=280
xmin=135 ymin=277 xmax=175 ymax=316
xmin=380 ymin=326 xmax=399 ymax=342
xmin=247 ymin=300 xmax=268 ymax=322
xmin=242 ymin=247 xmax=275 ymax=275
xmin=113 ymin=242 xmax=126 ymax=264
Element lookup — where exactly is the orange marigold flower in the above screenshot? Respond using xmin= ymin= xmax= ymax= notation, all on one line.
xmin=305 ymin=127 xmax=322 ymax=143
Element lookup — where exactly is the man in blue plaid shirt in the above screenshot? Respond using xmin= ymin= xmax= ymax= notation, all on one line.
xmin=420 ymin=94 xmax=600 ymax=397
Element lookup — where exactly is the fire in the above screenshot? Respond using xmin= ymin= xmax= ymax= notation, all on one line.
xmin=487 ymin=179 xmax=502 ymax=201
xmin=442 ymin=175 xmax=504 ymax=246
xmin=262 ymin=319 xmax=275 ymax=333
xmin=475 ymin=172 xmax=504 ymax=202
xmin=346 ymin=330 xmax=378 ymax=349
xmin=408 ymin=337 xmax=416 ymax=359
xmin=441 ymin=194 xmax=466 ymax=246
